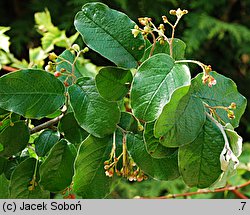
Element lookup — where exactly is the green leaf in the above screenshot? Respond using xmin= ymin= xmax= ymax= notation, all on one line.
xmin=74 ymin=2 xmax=145 ymax=68
xmin=35 ymin=129 xmax=60 ymax=157
xmin=127 ymin=134 xmax=180 ymax=181
xmin=224 ymin=124 xmax=242 ymax=157
xmin=39 ymin=139 xmax=76 ymax=192
xmin=154 ymin=86 xmax=206 ymax=147
xmin=29 ymin=47 xmax=47 ymax=68
xmin=118 ymin=112 xmax=138 ymax=133
xmin=131 ymin=54 xmax=191 ymax=122
xmin=0 ymin=69 xmax=65 ymax=118
xmin=9 ymin=158 xmax=50 ymax=198
xmin=68 ymin=77 xmax=120 ymax=138
xmin=209 ymin=160 xmax=237 ymax=189
xmin=0 ymin=121 xmax=30 ymax=157
xmin=191 ymin=72 xmax=247 ymax=128
xmin=95 ymin=67 xmax=133 ymax=101
xmin=178 ymin=116 xmax=225 ymax=188
xmin=73 ymin=135 xmax=113 ymax=198
xmin=0 ymin=157 xmax=6 ymax=175
xmin=144 ymin=122 xmax=177 ymax=158
xmin=142 ymin=38 xmax=186 ymax=61
xmin=58 ymin=112 xmax=89 ymax=146
xmin=4 ymin=157 xmax=26 ymax=180
xmin=0 ymin=175 xmax=9 ymax=198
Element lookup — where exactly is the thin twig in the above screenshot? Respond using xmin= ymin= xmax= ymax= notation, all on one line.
xmin=139 ymin=180 xmax=250 ymax=199
xmin=30 ymin=114 xmax=64 ymax=134
xmin=232 ymin=189 xmax=248 ymax=199
xmin=1 ymin=65 xmax=18 ymax=73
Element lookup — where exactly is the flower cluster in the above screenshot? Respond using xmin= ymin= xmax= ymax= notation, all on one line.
xmin=169 ymin=8 xmax=188 ymax=18
xmin=44 ymin=44 xmax=89 ymax=87
xmin=202 ymin=65 xmax=217 ymax=87
xmin=104 ymin=155 xmax=147 ymax=182
xmin=227 ymin=102 xmax=237 ymax=119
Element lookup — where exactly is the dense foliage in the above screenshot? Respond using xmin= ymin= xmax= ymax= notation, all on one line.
xmin=0 ymin=1 xmax=249 ymax=199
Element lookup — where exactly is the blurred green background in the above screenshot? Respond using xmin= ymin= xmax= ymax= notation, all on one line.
xmin=0 ymin=0 xmax=250 ymax=198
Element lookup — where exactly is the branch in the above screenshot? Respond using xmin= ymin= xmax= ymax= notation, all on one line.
xmin=30 ymin=114 xmax=64 ymax=134
xmin=232 ymin=189 xmax=248 ymax=199
xmin=139 ymin=180 xmax=250 ymax=199
xmin=1 ymin=65 xmax=18 ymax=73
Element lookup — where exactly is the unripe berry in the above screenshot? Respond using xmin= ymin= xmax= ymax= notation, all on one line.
xmin=138 ymin=124 xmax=144 ymax=131
xmin=82 ymin=47 xmax=89 ymax=53
xmin=229 ymin=102 xmax=237 ymax=109
xmin=64 ymin=81 xmax=69 ymax=87
xmin=60 ymin=68 xmax=66 ymax=73
xmin=54 ymin=71 xmax=61 ymax=77
xmin=227 ymin=110 xmax=235 ymax=119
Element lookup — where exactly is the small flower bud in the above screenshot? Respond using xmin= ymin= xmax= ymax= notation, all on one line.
xmin=104 ymin=160 xmax=110 ymax=165
xmin=28 ymin=186 xmax=34 ymax=191
xmin=159 ymin=38 xmax=165 ymax=45
xmin=227 ymin=110 xmax=235 ymax=119
xmin=104 ymin=165 xmax=110 ymax=170
xmin=48 ymin=52 xmax=58 ymax=61
xmin=205 ymin=65 xmax=212 ymax=73
xmin=10 ymin=122 xmax=14 ymax=126
xmin=143 ymin=26 xmax=151 ymax=33
xmin=229 ymin=102 xmax=237 ymax=109
xmin=134 ymin=25 xmax=139 ymax=30
xmin=132 ymin=29 xmax=140 ymax=38
xmin=169 ymin=10 xmax=176 ymax=15
xmin=138 ymin=17 xmax=151 ymax=26
xmin=138 ymin=124 xmax=144 ymax=131
xmin=162 ymin=15 xmax=168 ymax=23
xmin=60 ymin=68 xmax=66 ymax=73
xmin=72 ymin=44 xmax=80 ymax=52
xmin=45 ymin=65 xmax=52 ymax=72
xmin=82 ymin=47 xmax=89 ymax=53
xmin=183 ymin=9 xmax=188 ymax=14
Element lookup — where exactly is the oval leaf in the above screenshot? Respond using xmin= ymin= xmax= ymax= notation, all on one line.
xmin=9 ymin=158 xmax=50 ymax=198
xmin=131 ymin=53 xmax=191 ymax=122
xmin=154 ymin=86 xmax=206 ymax=147
xmin=39 ymin=139 xmax=76 ymax=192
xmin=0 ymin=69 xmax=65 ymax=118
xmin=144 ymin=122 xmax=177 ymax=158
xmin=0 ymin=121 xmax=30 ymax=157
xmin=73 ymin=135 xmax=113 ymax=198
xmin=58 ymin=112 xmax=89 ymax=146
xmin=191 ymin=72 xmax=247 ymax=128
xmin=0 ymin=175 xmax=9 ymax=198
xmin=68 ymin=77 xmax=120 ymax=138
xmin=35 ymin=129 xmax=60 ymax=157
xmin=74 ymin=2 xmax=145 ymax=68
xmin=178 ymin=116 xmax=225 ymax=188
xmin=95 ymin=67 xmax=133 ymax=101
xmin=127 ymin=133 xmax=180 ymax=181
